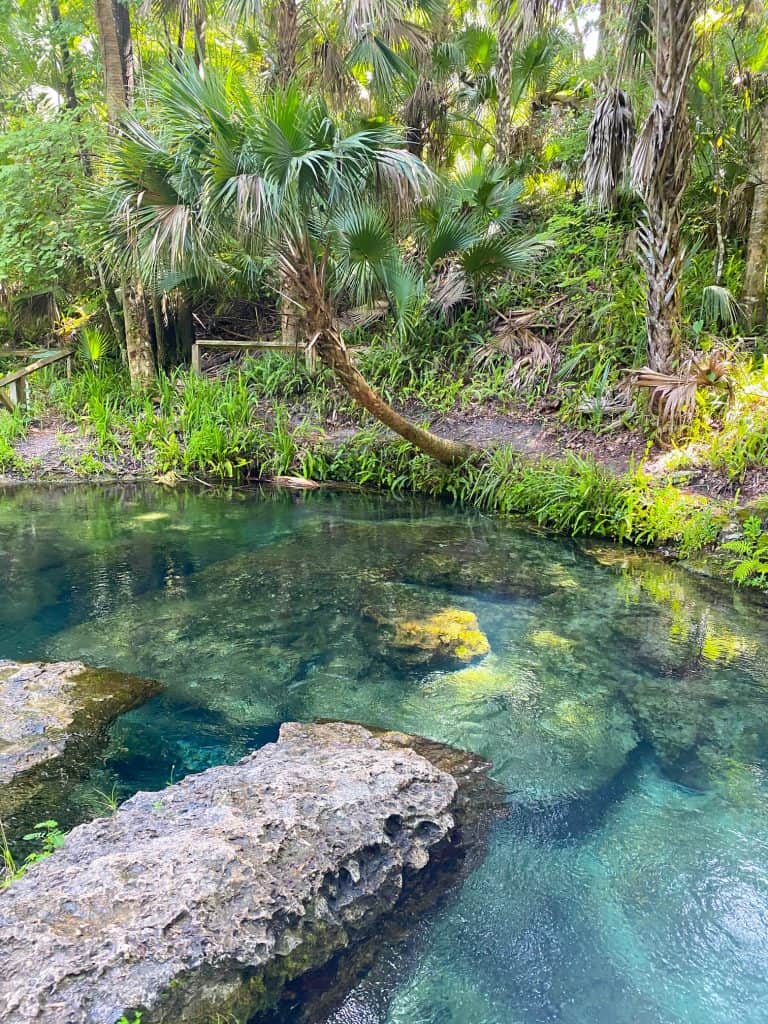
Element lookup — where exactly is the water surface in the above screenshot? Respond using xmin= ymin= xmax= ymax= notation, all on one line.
xmin=1 ymin=484 xmax=767 ymax=1024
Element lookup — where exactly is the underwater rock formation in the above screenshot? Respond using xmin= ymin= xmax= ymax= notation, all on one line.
xmin=365 ymin=606 xmax=490 ymax=668
xmin=0 ymin=659 xmax=160 ymax=825
xmin=0 ymin=721 xmax=501 ymax=1024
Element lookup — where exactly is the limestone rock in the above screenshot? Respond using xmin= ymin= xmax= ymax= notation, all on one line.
xmin=0 ymin=721 xmax=500 ymax=1024
xmin=0 ymin=659 xmax=161 ymax=825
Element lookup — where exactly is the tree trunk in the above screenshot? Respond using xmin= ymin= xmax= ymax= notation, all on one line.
xmin=743 ymin=107 xmax=768 ymax=330
xmin=317 ymin=330 xmax=473 ymax=466
xmin=494 ymin=0 xmax=515 ymax=162
xmin=281 ymin=237 xmax=473 ymax=465
xmin=122 ymin=281 xmax=157 ymax=384
xmin=275 ymin=0 xmax=299 ymax=86
xmin=631 ymin=0 xmax=701 ymax=372
xmin=114 ymin=0 xmax=134 ymax=101
xmin=193 ymin=0 xmax=207 ymax=67
xmin=94 ymin=0 xmax=128 ymax=119
xmin=50 ymin=2 xmax=79 ymax=109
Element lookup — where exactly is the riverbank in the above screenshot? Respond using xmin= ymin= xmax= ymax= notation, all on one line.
xmin=1 ymin=363 xmax=767 ymax=593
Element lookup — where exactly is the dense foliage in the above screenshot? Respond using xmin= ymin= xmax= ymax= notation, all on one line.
xmin=1 ymin=0 xmax=768 ymax=565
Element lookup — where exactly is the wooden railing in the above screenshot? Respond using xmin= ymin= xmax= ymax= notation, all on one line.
xmin=0 ymin=348 xmax=72 ymax=411
xmin=190 ymin=338 xmax=309 ymax=374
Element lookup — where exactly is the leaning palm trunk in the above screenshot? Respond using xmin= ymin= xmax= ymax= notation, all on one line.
xmin=743 ymin=105 xmax=768 ymax=330
xmin=630 ymin=0 xmax=701 ymax=372
xmin=279 ymin=240 xmax=472 ymax=467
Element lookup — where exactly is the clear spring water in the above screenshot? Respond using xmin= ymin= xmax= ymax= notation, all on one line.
xmin=1 ymin=483 xmax=767 ymax=1024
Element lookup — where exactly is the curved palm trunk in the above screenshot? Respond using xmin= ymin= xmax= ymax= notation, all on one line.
xmin=280 ymin=242 xmax=472 ymax=466
xmin=743 ymin=106 xmax=768 ymax=330
xmin=317 ymin=330 xmax=473 ymax=466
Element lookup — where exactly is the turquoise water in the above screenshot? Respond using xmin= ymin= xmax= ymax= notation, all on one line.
xmin=1 ymin=484 xmax=767 ymax=1024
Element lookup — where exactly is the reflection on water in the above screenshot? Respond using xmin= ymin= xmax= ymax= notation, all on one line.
xmin=1 ymin=483 xmax=767 ymax=1024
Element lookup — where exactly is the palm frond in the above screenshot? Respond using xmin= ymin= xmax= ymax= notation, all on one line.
xmin=701 ymin=285 xmax=741 ymax=327
xmin=584 ymin=88 xmax=635 ymax=212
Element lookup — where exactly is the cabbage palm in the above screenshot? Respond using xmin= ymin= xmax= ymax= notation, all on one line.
xmin=95 ymin=65 xmax=479 ymax=462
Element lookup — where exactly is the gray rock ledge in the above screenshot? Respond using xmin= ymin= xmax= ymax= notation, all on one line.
xmin=0 ymin=659 xmax=161 ymax=825
xmin=0 ymin=721 xmax=500 ymax=1024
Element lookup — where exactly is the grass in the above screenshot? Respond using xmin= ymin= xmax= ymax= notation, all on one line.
xmin=0 ymin=404 xmax=29 ymax=471
xmin=0 ymin=348 xmax=748 ymax=574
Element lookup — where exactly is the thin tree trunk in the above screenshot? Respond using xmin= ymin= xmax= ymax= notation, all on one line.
xmin=494 ymin=0 xmax=515 ymax=162
xmin=113 ymin=0 xmax=134 ymax=102
xmin=122 ymin=281 xmax=157 ymax=384
xmin=193 ymin=0 xmax=207 ymax=67
xmin=743 ymin=107 xmax=768 ymax=330
xmin=50 ymin=2 xmax=79 ymax=109
xmin=93 ymin=0 xmax=128 ymax=119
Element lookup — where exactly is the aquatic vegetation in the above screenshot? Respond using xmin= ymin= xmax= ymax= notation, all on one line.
xmin=529 ymin=629 xmax=575 ymax=650
xmin=389 ymin=609 xmax=490 ymax=667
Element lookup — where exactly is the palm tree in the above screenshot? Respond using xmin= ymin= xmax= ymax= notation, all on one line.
xmin=94 ymin=65 xmax=546 ymax=462
xmin=494 ymin=0 xmax=564 ymax=160
xmin=630 ymin=0 xmax=702 ymax=372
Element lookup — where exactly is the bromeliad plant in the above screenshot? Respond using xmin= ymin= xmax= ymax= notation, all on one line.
xmin=92 ymin=62 xmax=548 ymax=464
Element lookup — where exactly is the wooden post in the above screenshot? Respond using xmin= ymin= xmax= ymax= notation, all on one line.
xmin=191 ymin=342 xmax=202 ymax=374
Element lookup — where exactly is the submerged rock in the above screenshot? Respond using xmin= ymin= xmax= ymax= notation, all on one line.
xmin=0 ymin=721 xmax=501 ymax=1024
xmin=365 ymin=606 xmax=490 ymax=669
xmin=0 ymin=659 xmax=160 ymax=826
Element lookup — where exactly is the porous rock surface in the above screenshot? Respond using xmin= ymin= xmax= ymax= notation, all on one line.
xmin=0 ymin=721 xmax=498 ymax=1024
xmin=0 ymin=659 xmax=160 ymax=822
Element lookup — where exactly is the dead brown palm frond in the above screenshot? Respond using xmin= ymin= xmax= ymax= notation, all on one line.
xmin=335 ymin=300 xmax=389 ymax=331
xmin=629 ymin=352 xmax=733 ymax=430
xmin=584 ymin=88 xmax=635 ymax=212
xmin=427 ymin=265 xmax=472 ymax=316
xmin=312 ymin=40 xmax=356 ymax=106
xmin=403 ymin=77 xmax=446 ymax=156
xmin=474 ymin=308 xmax=557 ymax=390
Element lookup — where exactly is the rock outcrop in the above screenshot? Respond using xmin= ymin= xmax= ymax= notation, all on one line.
xmin=0 ymin=721 xmax=501 ymax=1024
xmin=0 ymin=659 xmax=161 ymax=825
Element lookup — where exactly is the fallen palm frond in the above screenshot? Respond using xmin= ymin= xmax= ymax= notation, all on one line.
xmin=629 ymin=352 xmax=732 ymax=430
xmin=474 ymin=307 xmax=557 ymax=389
xmin=577 ymin=381 xmax=636 ymax=419
xmin=584 ymin=88 xmax=635 ymax=212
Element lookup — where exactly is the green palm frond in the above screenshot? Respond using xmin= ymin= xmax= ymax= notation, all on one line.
xmin=460 ymin=232 xmax=551 ymax=277
xmin=346 ymin=33 xmax=416 ymax=95
xmin=701 ymin=285 xmax=741 ymax=327
xmin=383 ymin=257 xmax=425 ymax=337
xmin=424 ymin=211 xmax=477 ymax=265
